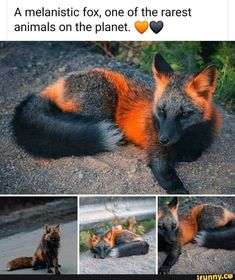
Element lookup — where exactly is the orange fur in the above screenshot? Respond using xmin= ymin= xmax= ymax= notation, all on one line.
xmin=94 ymin=68 xmax=154 ymax=149
xmin=41 ymin=78 xmax=80 ymax=112
xmin=116 ymin=100 xmax=152 ymax=149
xmin=178 ymin=205 xmax=205 ymax=245
xmin=94 ymin=68 xmax=129 ymax=97
xmin=152 ymin=69 xmax=171 ymax=107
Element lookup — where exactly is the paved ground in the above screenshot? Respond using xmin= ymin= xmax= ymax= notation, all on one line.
xmin=80 ymin=229 xmax=156 ymax=274
xmin=0 ymin=42 xmax=235 ymax=194
xmin=0 ymin=221 xmax=77 ymax=274
xmin=158 ymin=197 xmax=235 ymax=274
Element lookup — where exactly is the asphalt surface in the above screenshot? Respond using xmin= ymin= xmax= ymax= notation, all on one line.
xmin=0 ymin=42 xmax=235 ymax=194
xmin=80 ymin=229 xmax=156 ymax=274
xmin=0 ymin=221 xmax=77 ymax=274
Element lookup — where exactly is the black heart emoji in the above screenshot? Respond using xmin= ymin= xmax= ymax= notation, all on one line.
xmin=150 ymin=21 xmax=164 ymax=34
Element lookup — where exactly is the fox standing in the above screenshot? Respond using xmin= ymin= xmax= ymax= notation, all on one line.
xmin=6 ymin=224 xmax=61 ymax=274
xmin=88 ymin=226 xmax=149 ymax=259
xmin=13 ymin=53 xmax=221 ymax=193
xmin=158 ymin=198 xmax=235 ymax=274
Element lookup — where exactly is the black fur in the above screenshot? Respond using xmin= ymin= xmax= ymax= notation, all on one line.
xmin=12 ymin=94 xmax=121 ymax=158
xmin=197 ymin=227 xmax=235 ymax=250
xmin=170 ymin=119 xmax=214 ymax=162
xmin=109 ymin=241 xmax=149 ymax=258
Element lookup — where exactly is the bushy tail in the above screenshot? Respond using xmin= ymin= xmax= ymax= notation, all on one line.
xmin=6 ymin=257 xmax=33 ymax=271
xmin=12 ymin=95 xmax=122 ymax=158
xmin=108 ymin=241 xmax=149 ymax=258
xmin=195 ymin=227 xmax=235 ymax=250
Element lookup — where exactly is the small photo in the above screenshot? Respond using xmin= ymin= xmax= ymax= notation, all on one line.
xmin=79 ymin=196 xmax=156 ymax=274
xmin=0 ymin=196 xmax=77 ymax=274
xmin=158 ymin=196 xmax=235 ymax=274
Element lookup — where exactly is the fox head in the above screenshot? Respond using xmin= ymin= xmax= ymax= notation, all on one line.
xmin=44 ymin=224 xmax=61 ymax=248
xmin=158 ymin=197 xmax=179 ymax=244
xmin=152 ymin=54 xmax=218 ymax=146
xmin=88 ymin=229 xmax=113 ymax=259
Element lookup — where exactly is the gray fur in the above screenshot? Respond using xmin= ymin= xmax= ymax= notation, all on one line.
xmin=97 ymin=121 xmax=123 ymax=151
xmin=108 ymin=247 xmax=119 ymax=257
xmin=194 ymin=231 xmax=207 ymax=245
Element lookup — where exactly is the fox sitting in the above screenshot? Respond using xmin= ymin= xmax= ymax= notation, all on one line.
xmin=12 ymin=53 xmax=221 ymax=193
xmin=6 ymin=224 xmax=61 ymax=274
xmin=158 ymin=198 xmax=235 ymax=274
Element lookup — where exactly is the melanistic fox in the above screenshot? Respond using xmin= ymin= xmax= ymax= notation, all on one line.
xmin=88 ymin=226 xmax=149 ymax=259
xmin=13 ymin=53 xmax=221 ymax=193
xmin=6 ymin=224 xmax=61 ymax=274
xmin=158 ymin=198 xmax=235 ymax=274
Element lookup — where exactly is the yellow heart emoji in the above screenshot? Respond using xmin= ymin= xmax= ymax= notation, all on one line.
xmin=134 ymin=21 xmax=149 ymax=34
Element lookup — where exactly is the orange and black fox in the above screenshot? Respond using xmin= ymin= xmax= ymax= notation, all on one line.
xmin=6 ymin=224 xmax=61 ymax=274
xmin=88 ymin=226 xmax=149 ymax=259
xmin=158 ymin=198 xmax=235 ymax=274
xmin=12 ymin=53 xmax=221 ymax=193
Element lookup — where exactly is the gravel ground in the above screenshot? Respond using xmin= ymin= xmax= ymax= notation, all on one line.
xmin=0 ymin=42 xmax=235 ymax=194
xmin=0 ymin=220 xmax=77 ymax=274
xmin=80 ymin=229 xmax=156 ymax=274
xmin=158 ymin=197 xmax=235 ymax=274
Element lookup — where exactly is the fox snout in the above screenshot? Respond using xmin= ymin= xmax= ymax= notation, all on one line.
xmin=154 ymin=115 xmax=182 ymax=146
xmin=94 ymin=241 xmax=111 ymax=259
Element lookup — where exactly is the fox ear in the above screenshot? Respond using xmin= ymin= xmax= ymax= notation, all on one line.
xmin=158 ymin=209 xmax=163 ymax=219
xmin=104 ymin=229 xmax=112 ymax=239
xmin=45 ymin=224 xmax=51 ymax=233
xmin=55 ymin=224 xmax=61 ymax=232
xmin=152 ymin=54 xmax=174 ymax=76
xmin=152 ymin=54 xmax=173 ymax=99
xmin=186 ymin=65 xmax=218 ymax=100
xmin=168 ymin=197 xmax=179 ymax=210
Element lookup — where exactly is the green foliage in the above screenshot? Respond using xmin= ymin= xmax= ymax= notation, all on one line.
xmin=158 ymin=197 xmax=196 ymax=207
xmin=80 ymin=231 xmax=91 ymax=253
xmin=211 ymin=42 xmax=235 ymax=109
xmin=104 ymin=42 xmax=235 ymax=109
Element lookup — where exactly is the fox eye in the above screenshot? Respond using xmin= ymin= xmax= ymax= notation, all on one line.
xmin=158 ymin=107 xmax=166 ymax=117
xmin=179 ymin=109 xmax=188 ymax=117
xmin=172 ymin=223 xmax=177 ymax=229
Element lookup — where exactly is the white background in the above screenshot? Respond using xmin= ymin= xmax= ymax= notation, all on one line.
xmin=0 ymin=0 xmax=233 ymax=41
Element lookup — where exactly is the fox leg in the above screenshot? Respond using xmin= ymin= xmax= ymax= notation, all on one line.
xmin=32 ymin=257 xmax=40 ymax=270
xmin=159 ymin=243 xmax=181 ymax=274
xmin=45 ymin=255 xmax=53 ymax=273
xmin=148 ymin=150 xmax=189 ymax=194
xmin=53 ymin=257 xmax=61 ymax=274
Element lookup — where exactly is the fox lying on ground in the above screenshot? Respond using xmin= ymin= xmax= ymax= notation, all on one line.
xmin=88 ymin=221 xmax=149 ymax=259
xmin=6 ymin=224 xmax=61 ymax=274
xmin=13 ymin=53 xmax=221 ymax=193
xmin=158 ymin=198 xmax=235 ymax=274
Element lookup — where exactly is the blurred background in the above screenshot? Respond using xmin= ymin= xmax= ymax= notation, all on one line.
xmin=91 ymin=41 xmax=235 ymax=110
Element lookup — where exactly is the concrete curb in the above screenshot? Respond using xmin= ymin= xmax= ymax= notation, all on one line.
xmin=80 ymin=198 xmax=156 ymax=231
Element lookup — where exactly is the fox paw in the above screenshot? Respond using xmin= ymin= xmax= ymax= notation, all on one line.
xmin=158 ymin=265 xmax=170 ymax=274
xmin=47 ymin=268 xmax=53 ymax=273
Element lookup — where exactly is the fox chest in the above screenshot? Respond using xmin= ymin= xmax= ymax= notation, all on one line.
xmin=170 ymin=122 xmax=214 ymax=162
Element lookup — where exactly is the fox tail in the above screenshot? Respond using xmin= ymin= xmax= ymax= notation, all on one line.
xmin=6 ymin=257 xmax=33 ymax=271
xmin=195 ymin=227 xmax=235 ymax=250
xmin=108 ymin=241 xmax=149 ymax=258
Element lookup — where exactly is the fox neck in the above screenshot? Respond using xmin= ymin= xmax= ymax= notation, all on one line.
xmin=168 ymin=118 xmax=214 ymax=162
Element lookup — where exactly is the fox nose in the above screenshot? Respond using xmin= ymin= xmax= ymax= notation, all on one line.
xmin=159 ymin=135 xmax=170 ymax=145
